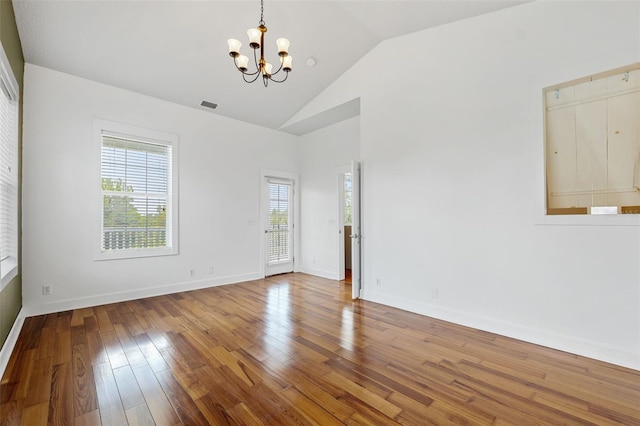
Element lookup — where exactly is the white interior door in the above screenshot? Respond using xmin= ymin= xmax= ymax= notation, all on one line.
xmin=265 ymin=178 xmax=294 ymax=276
xmin=350 ymin=161 xmax=361 ymax=299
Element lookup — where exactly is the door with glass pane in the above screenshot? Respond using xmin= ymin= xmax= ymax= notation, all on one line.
xmin=265 ymin=179 xmax=294 ymax=276
xmin=350 ymin=160 xmax=361 ymax=299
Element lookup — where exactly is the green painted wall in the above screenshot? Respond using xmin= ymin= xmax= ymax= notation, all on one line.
xmin=0 ymin=0 xmax=23 ymax=350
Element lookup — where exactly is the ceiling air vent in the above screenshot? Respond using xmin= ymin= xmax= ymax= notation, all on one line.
xmin=200 ymin=100 xmax=218 ymax=110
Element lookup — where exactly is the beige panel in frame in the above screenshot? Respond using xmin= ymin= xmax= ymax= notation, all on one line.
xmin=544 ymin=63 xmax=640 ymax=214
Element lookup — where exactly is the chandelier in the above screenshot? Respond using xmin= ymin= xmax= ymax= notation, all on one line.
xmin=227 ymin=0 xmax=292 ymax=87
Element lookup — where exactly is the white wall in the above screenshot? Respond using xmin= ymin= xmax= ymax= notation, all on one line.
xmin=290 ymin=1 xmax=640 ymax=369
xmin=22 ymin=64 xmax=299 ymax=314
xmin=298 ymin=116 xmax=360 ymax=279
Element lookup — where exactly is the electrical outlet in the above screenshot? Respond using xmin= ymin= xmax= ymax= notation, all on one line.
xmin=189 ymin=269 xmax=195 ymax=277
xmin=432 ymin=288 xmax=439 ymax=299
xmin=208 ymin=266 xmax=214 ymax=275
xmin=42 ymin=285 xmax=52 ymax=295
xmin=376 ymin=278 xmax=381 ymax=287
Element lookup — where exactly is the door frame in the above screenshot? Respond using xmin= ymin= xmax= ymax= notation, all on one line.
xmin=260 ymin=168 xmax=300 ymax=278
xmin=349 ymin=160 xmax=361 ymax=299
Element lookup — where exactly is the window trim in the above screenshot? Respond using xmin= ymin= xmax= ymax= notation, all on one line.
xmin=0 ymin=41 xmax=19 ymax=290
xmin=94 ymin=119 xmax=179 ymax=261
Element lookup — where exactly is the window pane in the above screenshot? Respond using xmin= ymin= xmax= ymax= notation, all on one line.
xmin=101 ymin=133 xmax=171 ymax=252
xmin=0 ymin=68 xmax=18 ymax=281
xmin=268 ymin=182 xmax=290 ymax=263
xmin=102 ymin=195 xmax=167 ymax=250
xmin=344 ymin=173 xmax=352 ymax=225
xmin=101 ymin=137 xmax=169 ymax=195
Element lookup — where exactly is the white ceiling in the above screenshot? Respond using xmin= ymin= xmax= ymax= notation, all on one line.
xmin=13 ymin=0 xmax=527 ymax=132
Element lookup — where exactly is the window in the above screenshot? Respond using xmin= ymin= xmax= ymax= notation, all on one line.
xmin=545 ymin=64 xmax=640 ymax=215
xmin=344 ymin=173 xmax=352 ymax=225
xmin=267 ymin=180 xmax=292 ymax=264
xmin=95 ymin=120 xmax=179 ymax=260
xmin=0 ymin=43 xmax=19 ymax=289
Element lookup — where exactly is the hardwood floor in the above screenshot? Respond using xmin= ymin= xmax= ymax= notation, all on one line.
xmin=1 ymin=273 xmax=639 ymax=425
xmin=343 ymin=269 xmax=352 ymax=284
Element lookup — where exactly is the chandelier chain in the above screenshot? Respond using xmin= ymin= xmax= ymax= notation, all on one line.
xmin=259 ymin=0 xmax=265 ymax=26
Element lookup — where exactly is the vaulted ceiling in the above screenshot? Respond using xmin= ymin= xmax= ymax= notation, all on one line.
xmin=13 ymin=1 xmax=527 ymax=132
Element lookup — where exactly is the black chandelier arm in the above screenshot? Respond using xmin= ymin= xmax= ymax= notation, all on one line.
xmin=270 ymin=59 xmax=284 ymax=76
xmin=243 ymin=71 xmax=263 ymax=84
xmin=253 ymin=48 xmax=261 ymax=72
xmin=233 ymin=60 xmax=261 ymax=76
xmin=267 ymin=70 xmax=289 ymax=83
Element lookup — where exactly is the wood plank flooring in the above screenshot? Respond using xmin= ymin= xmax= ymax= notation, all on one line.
xmin=1 ymin=273 xmax=639 ymax=425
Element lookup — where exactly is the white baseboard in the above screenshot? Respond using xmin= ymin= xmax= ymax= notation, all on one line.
xmin=23 ymin=272 xmax=262 ymax=317
xmin=299 ymin=265 xmax=338 ymax=280
xmin=362 ymin=289 xmax=640 ymax=371
xmin=0 ymin=307 xmax=26 ymax=379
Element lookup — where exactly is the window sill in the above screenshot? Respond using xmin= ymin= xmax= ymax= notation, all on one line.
xmin=535 ymin=213 xmax=640 ymax=227
xmin=1 ymin=259 xmax=18 ymax=291
xmin=94 ymin=246 xmax=178 ymax=261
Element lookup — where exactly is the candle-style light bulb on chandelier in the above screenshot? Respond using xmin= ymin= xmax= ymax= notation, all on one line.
xmin=227 ymin=0 xmax=292 ymax=87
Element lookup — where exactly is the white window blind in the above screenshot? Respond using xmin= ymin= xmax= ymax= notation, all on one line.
xmin=0 ymin=45 xmax=18 ymax=288
xmin=101 ymin=134 xmax=172 ymax=252
xmin=267 ymin=181 xmax=291 ymax=263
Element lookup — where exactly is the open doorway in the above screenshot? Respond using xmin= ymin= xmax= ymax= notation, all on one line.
xmin=342 ymin=172 xmax=353 ymax=284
